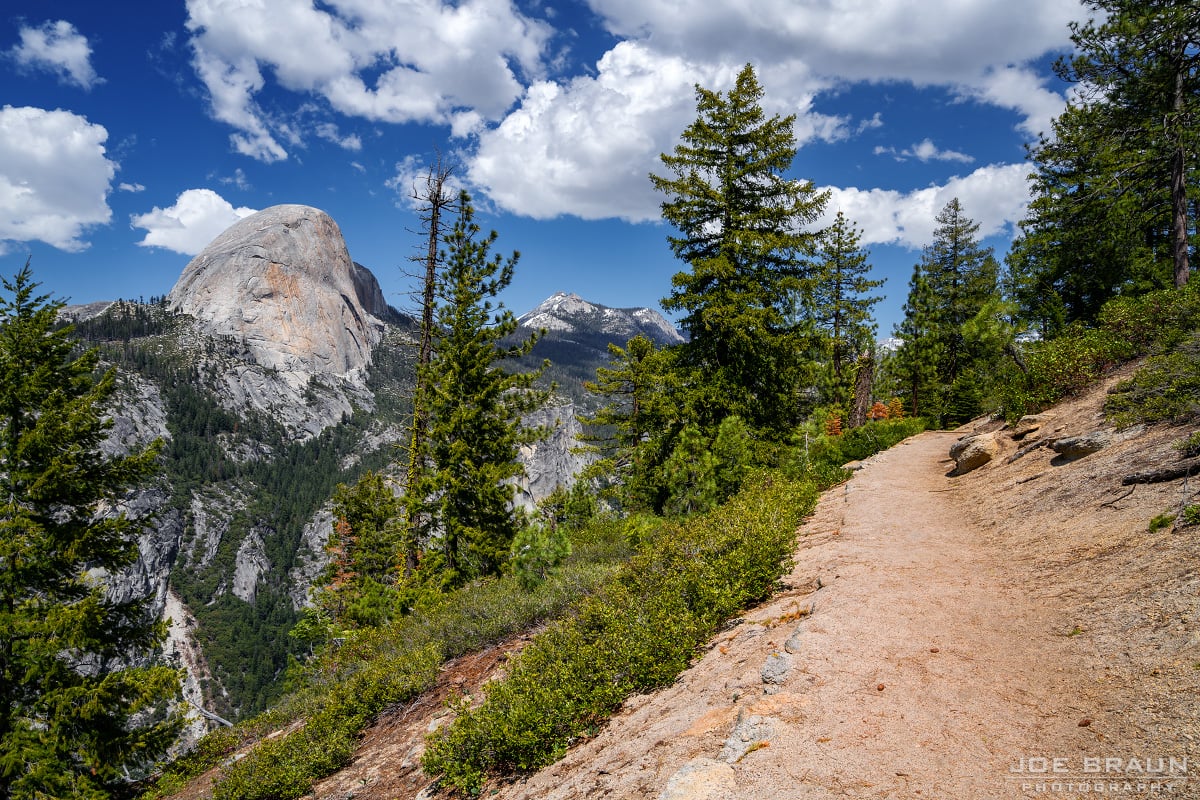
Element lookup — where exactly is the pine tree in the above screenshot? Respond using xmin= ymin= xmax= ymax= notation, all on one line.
xmin=661 ymin=424 xmax=718 ymax=517
xmin=922 ymin=199 xmax=999 ymax=386
xmin=308 ymin=471 xmax=403 ymax=634
xmin=892 ymin=259 xmax=944 ymax=420
xmin=812 ymin=211 xmax=884 ymax=402
xmin=580 ymin=334 xmax=678 ymax=512
xmin=410 ymin=192 xmax=550 ymax=585
xmin=1059 ymin=0 xmax=1199 ymax=289
xmin=0 ymin=263 xmax=180 ymax=798
xmin=650 ymin=63 xmax=828 ymax=433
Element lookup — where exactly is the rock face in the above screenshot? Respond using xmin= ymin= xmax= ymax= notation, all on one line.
xmin=513 ymin=401 xmax=593 ymax=510
xmin=168 ymin=205 xmax=387 ymax=377
xmin=950 ymin=432 xmax=1000 ymax=475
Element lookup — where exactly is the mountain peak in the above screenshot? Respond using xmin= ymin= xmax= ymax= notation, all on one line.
xmin=167 ymin=204 xmax=387 ymax=377
xmin=519 ymin=292 xmax=683 ymax=345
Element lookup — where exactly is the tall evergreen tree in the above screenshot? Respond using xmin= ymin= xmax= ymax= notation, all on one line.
xmin=409 ymin=193 xmax=549 ymax=585
xmin=1059 ymin=0 xmax=1199 ymax=289
xmin=650 ymin=63 xmax=828 ymax=433
xmin=812 ymin=211 xmax=884 ymax=402
xmin=892 ymin=259 xmax=943 ymax=419
xmin=580 ymin=334 xmax=679 ymax=512
xmin=922 ymin=198 xmax=999 ymax=385
xmin=0 ymin=264 xmax=180 ymax=798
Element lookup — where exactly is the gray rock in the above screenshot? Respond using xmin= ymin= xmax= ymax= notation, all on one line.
xmin=761 ymin=651 xmax=792 ymax=691
xmin=1010 ymin=414 xmax=1048 ymax=440
xmin=949 ymin=432 xmax=1000 ymax=475
xmin=512 ymin=400 xmax=595 ymax=509
xmin=719 ymin=713 xmax=778 ymax=762
xmin=1051 ymin=431 xmax=1111 ymax=461
xmin=232 ymin=530 xmax=271 ymax=603
xmin=168 ymin=204 xmax=386 ymax=378
xmin=783 ymin=629 xmax=804 ymax=655
xmin=659 ymin=758 xmax=736 ymax=800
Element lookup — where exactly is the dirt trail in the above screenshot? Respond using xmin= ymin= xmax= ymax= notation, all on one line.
xmin=485 ymin=391 xmax=1200 ymax=799
xmin=305 ymin=371 xmax=1199 ymax=800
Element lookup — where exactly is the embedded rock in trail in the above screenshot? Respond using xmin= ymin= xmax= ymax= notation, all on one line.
xmin=949 ymin=431 xmax=1000 ymax=475
xmin=168 ymin=204 xmax=386 ymax=377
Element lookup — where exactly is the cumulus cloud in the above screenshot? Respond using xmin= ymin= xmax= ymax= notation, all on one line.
xmin=820 ymin=163 xmax=1032 ymax=250
xmin=184 ymin=0 xmax=551 ymax=161
xmin=468 ymin=43 xmax=725 ymax=221
xmin=131 ymin=188 xmax=257 ymax=255
xmin=0 ymin=105 xmax=115 ymax=252
xmin=876 ymin=138 xmax=974 ymax=164
xmin=462 ymin=0 xmax=1076 ymax=221
xmin=8 ymin=20 xmax=102 ymax=89
xmin=586 ymin=0 xmax=1081 ymax=85
xmin=961 ymin=65 xmax=1068 ymax=139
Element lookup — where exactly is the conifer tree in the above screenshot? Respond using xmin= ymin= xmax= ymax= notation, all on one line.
xmin=661 ymin=424 xmax=718 ymax=517
xmin=651 ymin=63 xmax=828 ymax=433
xmin=580 ymin=334 xmax=678 ymax=512
xmin=922 ymin=198 xmax=999 ymax=386
xmin=892 ymin=259 xmax=943 ymax=419
xmin=1059 ymin=0 xmax=1199 ymax=289
xmin=0 ymin=263 xmax=180 ymax=798
xmin=409 ymin=192 xmax=549 ymax=585
xmin=812 ymin=211 xmax=884 ymax=402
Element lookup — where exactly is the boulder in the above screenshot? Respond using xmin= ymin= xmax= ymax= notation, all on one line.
xmin=1050 ymin=431 xmax=1111 ymax=461
xmin=949 ymin=432 xmax=1000 ymax=475
xmin=1010 ymin=414 xmax=1048 ymax=440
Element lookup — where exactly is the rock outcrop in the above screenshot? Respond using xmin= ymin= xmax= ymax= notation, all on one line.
xmin=949 ymin=432 xmax=1000 ymax=475
xmin=1050 ymin=431 xmax=1111 ymax=461
xmin=168 ymin=204 xmax=387 ymax=378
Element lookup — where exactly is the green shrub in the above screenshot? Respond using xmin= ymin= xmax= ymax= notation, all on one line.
xmin=1176 ymin=430 xmax=1200 ymax=459
xmin=1149 ymin=514 xmax=1176 ymax=533
xmin=1105 ymin=334 xmax=1200 ymax=428
xmin=422 ymin=473 xmax=819 ymax=794
xmin=1184 ymin=505 xmax=1200 ymax=527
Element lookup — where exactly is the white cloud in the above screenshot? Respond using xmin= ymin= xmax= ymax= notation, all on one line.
xmin=8 ymin=20 xmax=102 ymax=89
xmin=821 ymin=163 xmax=1032 ymax=250
xmin=586 ymin=0 xmax=1081 ymax=85
xmin=463 ymin=0 xmax=1076 ymax=221
xmin=217 ymin=167 xmax=251 ymax=191
xmin=314 ymin=122 xmax=362 ymax=151
xmin=876 ymin=138 xmax=974 ymax=164
xmin=131 ymin=188 xmax=257 ymax=255
xmin=469 ymin=43 xmax=725 ymax=221
xmin=184 ymin=0 xmax=552 ymax=161
xmin=961 ymin=66 xmax=1067 ymax=139
xmin=0 ymin=105 xmax=115 ymax=252
xmin=119 ymin=182 xmax=146 ymax=193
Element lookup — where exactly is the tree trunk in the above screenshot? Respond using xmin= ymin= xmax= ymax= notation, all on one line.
xmin=1172 ymin=66 xmax=1190 ymax=288
xmin=848 ymin=351 xmax=874 ymax=429
xmin=404 ymin=159 xmax=455 ymax=574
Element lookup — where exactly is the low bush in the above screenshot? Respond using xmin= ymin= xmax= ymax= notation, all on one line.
xmin=421 ymin=472 xmax=819 ymax=794
xmin=1105 ymin=334 xmax=1200 ymax=428
xmin=142 ymin=520 xmax=630 ymax=800
xmin=999 ymin=283 xmax=1200 ymax=421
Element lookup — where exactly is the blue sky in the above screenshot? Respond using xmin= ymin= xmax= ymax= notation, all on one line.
xmin=1 ymin=0 xmax=1086 ymax=334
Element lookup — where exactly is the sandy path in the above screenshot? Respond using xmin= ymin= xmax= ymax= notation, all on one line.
xmin=493 ymin=430 xmax=1133 ymax=799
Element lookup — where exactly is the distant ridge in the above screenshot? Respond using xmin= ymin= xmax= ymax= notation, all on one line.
xmin=518 ymin=292 xmax=683 ymax=345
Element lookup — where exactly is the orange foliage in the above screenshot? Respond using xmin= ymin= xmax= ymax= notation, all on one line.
xmin=887 ymin=397 xmax=905 ymax=419
xmin=824 ymin=414 xmax=843 ymax=437
xmin=868 ymin=401 xmax=889 ymax=420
